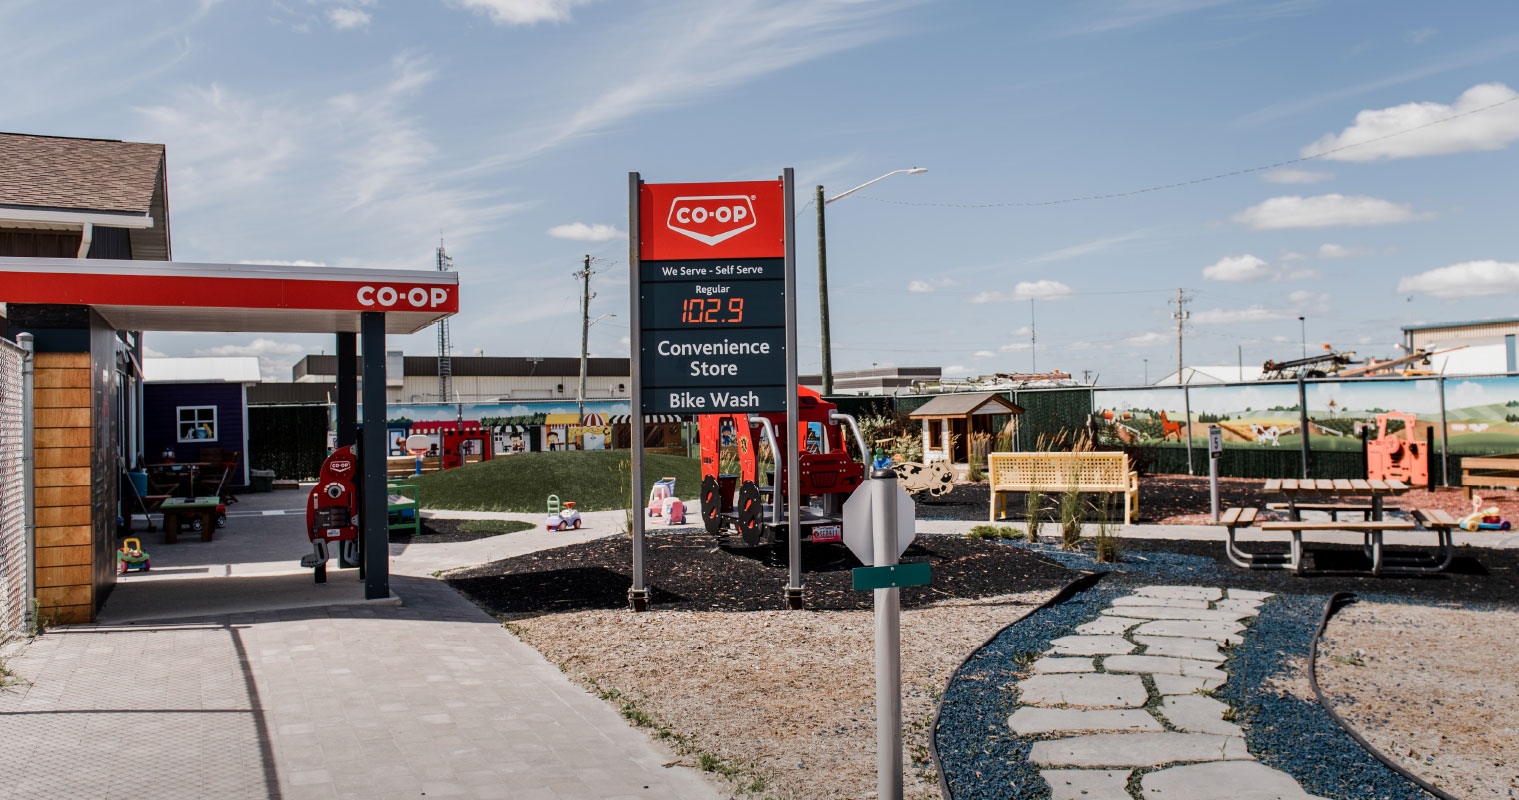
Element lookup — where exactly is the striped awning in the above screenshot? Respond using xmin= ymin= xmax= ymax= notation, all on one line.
xmin=492 ymin=425 xmax=531 ymax=433
xmin=609 ymin=414 xmax=687 ymax=424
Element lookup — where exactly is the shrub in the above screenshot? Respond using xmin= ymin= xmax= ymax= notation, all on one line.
xmin=1095 ymin=492 xmax=1121 ymax=563
xmin=1024 ymin=487 xmax=1042 ymax=542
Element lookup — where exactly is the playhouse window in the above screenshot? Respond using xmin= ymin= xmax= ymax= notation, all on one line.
xmin=177 ymin=406 xmax=218 ymax=442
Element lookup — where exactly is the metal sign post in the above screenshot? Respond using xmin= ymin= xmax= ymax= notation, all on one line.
xmin=782 ymin=167 xmax=803 ymax=610
xmin=1208 ymin=424 xmax=1222 ymax=523
xmin=629 ymin=171 xmax=791 ymax=610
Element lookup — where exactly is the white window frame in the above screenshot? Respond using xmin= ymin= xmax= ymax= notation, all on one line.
xmin=176 ymin=405 xmax=219 ymax=443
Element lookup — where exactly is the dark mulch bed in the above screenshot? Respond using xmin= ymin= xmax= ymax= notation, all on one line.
xmin=991 ymin=535 xmax=1519 ymax=606
xmin=389 ymin=517 xmax=534 ymax=545
xmin=445 ymin=530 xmax=1076 ymax=616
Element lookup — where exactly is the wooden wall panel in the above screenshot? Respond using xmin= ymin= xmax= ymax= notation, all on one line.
xmin=35 ymin=388 xmax=90 ymax=408
xmin=33 ymin=355 xmax=97 ymax=624
xmin=36 ymin=526 xmax=91 ymax=548
xmin=35 ymin=467 xmax=89 ymax=487
xmin=36 ymin=506 xmax=91 ymax=527
xmin=34 ymin=353 xmax=89 ymax=369
xmin=36 ymin=565 xmax=91 ymax=588
xmin=35 ymin=486 xmax=90 ymax=508
xmin=35 ymin=428 xmax=90 ymax=448
xmin=35 ymin=408 xmax=89 ymax=428
xmin=36 ymin=447 xmax=90 ymax=469
xmin=33 ymin=368 xmax=90 ymax=389
xmin=35 ymin=546 xmax=91 ymax=568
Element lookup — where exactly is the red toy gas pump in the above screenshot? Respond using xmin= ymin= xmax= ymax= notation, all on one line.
xmin=303 ymin=445 xmax=361 ymax=582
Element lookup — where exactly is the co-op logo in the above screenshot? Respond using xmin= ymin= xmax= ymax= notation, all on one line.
xmin=356 ymin=285 xmax=451 ymax=308
xmin=329 ymin=460 xmax=352 ymax=473
xmin=666 ymin=195 xmax=757 ymax=246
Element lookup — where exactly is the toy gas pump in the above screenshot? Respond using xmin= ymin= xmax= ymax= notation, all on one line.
xmin=303 ymin=445 xmax=361 ymax=583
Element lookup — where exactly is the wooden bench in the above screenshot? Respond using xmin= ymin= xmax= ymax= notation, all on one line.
xmin=987 ymin=451 xmax=1138 ymax=524
xmin=1265 ymin=502 xmax=1401 ymax=521
xmin=1459 ymin=453 xmax=1519 ymax=499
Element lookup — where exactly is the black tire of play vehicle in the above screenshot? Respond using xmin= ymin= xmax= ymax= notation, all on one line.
xmin=700 ymin=475 xmax=724 ymax=536
xmin=737 ymin=481 xmax=765 ymax=547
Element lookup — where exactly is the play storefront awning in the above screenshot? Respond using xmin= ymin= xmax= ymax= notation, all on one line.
xmin=609 ymin=414 xmax=686 ymax=424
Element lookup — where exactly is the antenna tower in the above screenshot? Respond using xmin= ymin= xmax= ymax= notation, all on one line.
xmin=436 ymin=236 xmax=454 ymax=402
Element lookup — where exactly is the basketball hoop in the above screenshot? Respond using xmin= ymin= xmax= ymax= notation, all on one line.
xmin=405 ymin=434 xmax=431 ymax=456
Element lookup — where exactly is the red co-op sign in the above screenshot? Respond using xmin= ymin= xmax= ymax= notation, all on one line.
xmin=639 ymin=180 xmax=785 ymax=261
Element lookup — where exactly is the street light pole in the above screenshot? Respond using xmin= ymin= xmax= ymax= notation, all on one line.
xmin=816 ymin=168 xmax=926 ymax=397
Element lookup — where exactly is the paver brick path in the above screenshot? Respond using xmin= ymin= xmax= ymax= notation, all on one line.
xmin=1006 ymin=585 xmax=1330 ymax=800
xmin=0 ymin=576 xmax=717 ymax=800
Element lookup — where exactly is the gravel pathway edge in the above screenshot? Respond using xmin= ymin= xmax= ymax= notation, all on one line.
xmin=928 ymin=571 xmax=1109 ymax=800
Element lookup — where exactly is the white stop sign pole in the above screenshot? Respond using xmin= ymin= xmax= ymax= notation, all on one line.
xmin=872 ymin=469 xmax=902 ymax=800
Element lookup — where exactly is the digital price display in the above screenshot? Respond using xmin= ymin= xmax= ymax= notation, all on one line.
xmin=638 ymin=258 xmax=786 ymax=413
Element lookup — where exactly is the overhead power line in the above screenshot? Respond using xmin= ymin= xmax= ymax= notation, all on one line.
xmin=853 ymin=92 xmax=1519 ymax=210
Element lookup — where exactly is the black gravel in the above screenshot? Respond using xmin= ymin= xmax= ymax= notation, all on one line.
xmin=446 ymin=530 xmax=1076 ymax=617
xmin=933 ymin=581 xmax=1124 ymax=800
xmin=1218 ymin=593 xmax=1429 ymax=799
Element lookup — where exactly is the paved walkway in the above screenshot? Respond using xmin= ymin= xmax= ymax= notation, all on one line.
xmin=1007 ymin=584 xmax=1326 ymax=800
xmin=0 ymin=575 xmax=719 ymax=800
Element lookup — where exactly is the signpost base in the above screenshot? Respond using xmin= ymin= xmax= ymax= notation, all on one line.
xmin=785 ymin=586 xmax=804 ymax=610
xmin=628 ymin=588 xmax=648 ymax=612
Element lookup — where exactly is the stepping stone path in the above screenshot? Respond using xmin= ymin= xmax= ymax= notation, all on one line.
xmin=1003 ymin=585 xmax=1330 ymax=799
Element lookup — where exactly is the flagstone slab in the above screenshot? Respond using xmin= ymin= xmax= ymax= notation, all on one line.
xmin=1030 ymin=656 xmax=1096 ymax=674
xmin=1225 ymin=589 xmax=1275 ymax=602
xmin=1153 ymin=674 xmax=1225 ymax=695
xmin=1111 ymin=595 xmax=1212 ymax=609
xmin=1140 ymin=761 xmax=1327 ymax=799
xmin=1134 ymin=585 xmax=1223 ymax=602
xmin=1076 ymin=616 xmax=1144 ymax=636
xmin=1008 ymin=707 xmax=1163 ymax=735
xmin=1030 ymin=732 xmax=1251 ymax=767
xmin=1017 ymin=673 xmax=1149 ymax=708
xmin=1050 ymin=634 xmax=1136 ymax=655
xmin=1213 ymin=598 xmax=1264 ymax=614
xmin=1131 ymin=620 xmax=1245 ymax=644
xmin=1104 ymin=655 xmax=1226 ymax=680
xmin=1041 ymin=769 xmax=1133 ymax=800
xmin=1160 ymin=695 xmax=1244 ymax=737
xmin=1135 ymin=635 xmax=1227 ymax=662
xmin=1102 ymin=606 xmax=1254 ymax=622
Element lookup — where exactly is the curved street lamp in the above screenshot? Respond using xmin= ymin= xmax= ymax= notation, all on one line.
xmin=817 ymin=168 xmax=927 ymax=395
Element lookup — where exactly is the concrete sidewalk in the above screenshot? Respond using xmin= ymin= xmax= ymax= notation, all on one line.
xmin=0 ymin=575 xmax=719 ymax=800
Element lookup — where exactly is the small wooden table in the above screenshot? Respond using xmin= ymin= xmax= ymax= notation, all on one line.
xmin=160 ymin=496 xmax=220 ymax=543
xmin=1262 ymin=478 xmax=1410 ymax=522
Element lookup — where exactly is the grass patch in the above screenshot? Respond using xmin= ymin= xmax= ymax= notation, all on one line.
xmin=456 ymin=518 xmax=536 ymax=536
xmin=410 ymin=450 xmax=701 ymax=512
xmin=967 ymin=524 xmax=1020 ymax=541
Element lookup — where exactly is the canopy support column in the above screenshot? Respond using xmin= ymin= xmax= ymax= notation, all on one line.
xmin=360 ymin=312 xmax=389 ymax=600
xmin=337 ymin=333 xmax=357 ymax=448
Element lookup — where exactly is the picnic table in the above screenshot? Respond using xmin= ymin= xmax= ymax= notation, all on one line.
xmin=160 ymin=496 xmax=221 ymax=543
xmin=1262 ymin=477 xmax=1410 ymax=521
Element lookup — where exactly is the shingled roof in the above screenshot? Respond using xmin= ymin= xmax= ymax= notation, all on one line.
xmin=0 ymin=133 xmax=165 ymax=213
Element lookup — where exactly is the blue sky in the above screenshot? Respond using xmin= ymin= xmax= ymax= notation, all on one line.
xmin=6 ymin=0 xmax=1519 ymax=384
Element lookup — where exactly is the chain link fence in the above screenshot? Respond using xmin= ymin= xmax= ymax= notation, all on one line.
xmin=0 ymin=338 xmax=29 ymax=642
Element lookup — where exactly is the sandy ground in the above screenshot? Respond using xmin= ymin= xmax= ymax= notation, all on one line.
xmin=505 ymin=589 xmax=1056 ymax=800
xmin=1318 ymin=601 xmax=1519 ymax=799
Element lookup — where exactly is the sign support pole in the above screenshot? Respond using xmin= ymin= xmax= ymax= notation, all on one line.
xmin=628 ymin=171 xmax=648 ymax=612
xmin=1208 ymin=424 xmax=1221 ymax=523
xmin=783 ymin=168 xmax=803 ymax=610
xmin=871 ymin=468 xmax=903 ymax=800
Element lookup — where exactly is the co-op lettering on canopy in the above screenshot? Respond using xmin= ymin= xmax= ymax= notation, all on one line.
xmin=356 ymin=285 xmax=452 ymax=308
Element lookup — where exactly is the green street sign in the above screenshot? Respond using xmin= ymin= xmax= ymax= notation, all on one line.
xmin=852 ymin=562 xmax=931 ymax=591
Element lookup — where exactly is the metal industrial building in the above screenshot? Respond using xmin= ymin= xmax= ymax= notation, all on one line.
xmin=291 ymin=353 xmax=631 ymax=404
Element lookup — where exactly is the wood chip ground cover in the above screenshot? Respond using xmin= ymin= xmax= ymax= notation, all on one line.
xmin=447 ymin=531 xmax=1075 ymax=798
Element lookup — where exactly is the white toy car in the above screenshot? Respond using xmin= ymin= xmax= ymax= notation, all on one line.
xmin=546 ymin=501 xmax=582 ymax=531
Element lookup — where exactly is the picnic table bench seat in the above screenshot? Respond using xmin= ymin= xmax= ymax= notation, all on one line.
xmin=1220 ymin=505 xmax=1458 ymax=575
xmin=1264 ymin=501 xmax=1402 ymax=521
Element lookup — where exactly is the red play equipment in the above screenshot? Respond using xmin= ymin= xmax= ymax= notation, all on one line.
xmin=697 ymin=388 xmax=868 ymax=546
xmin=441 ymin=427 xmax=493 ymax=470
xmin=1367 ymin=411 xmax=1429 ymax=486
xmin=304 ymin=445 xmax=361 ymax=582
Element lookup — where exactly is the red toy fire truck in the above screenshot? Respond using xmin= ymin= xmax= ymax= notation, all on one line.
xmin=697 ymin=388 xmax=869 ymax=546
xmin=303 ymin=445 xmax=361 ymax=581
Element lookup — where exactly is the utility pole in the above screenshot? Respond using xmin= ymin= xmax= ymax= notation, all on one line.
xmin=1030 ymin=299 xmax=1037 ymax=373
xmin=575 ymin=255 xmax=596 ymax=420
xmin=816 ymin=185 xmax=833 ymax=396
xmin=1169 ymin=289 xmax=1191 ymax=385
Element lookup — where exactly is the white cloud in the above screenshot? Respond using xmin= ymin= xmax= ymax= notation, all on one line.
xmin=968 ymin=280 xmax=1073 ymax=304
xmin=193 ymin=337 xmax=309 ymax=381
xmin=237 ymin=259 xmax=327 ymax=267
xmin=1315 ymin=243 xmax=1374 ymax=259
xmin=1406 ymin=27 xmax=1438 ymax=45
xmin=999 ymin=342 xmax=1031 ymax=352
xmin=1202 ymin=254 xmax=1271 ymax=282
xmin=1011 ymin=325 xmax=1031 ymax=336
xmin=1027 ymin=229 xmax=1148 ymax=264
xmin=1288 ymin=290 xmax=1331 ymax=312
xmin=907 ymin=277 xmax=956 ymax=293
xmin=1302 ymin=82 xmax=1519 ymax=161
xmin=944 ymin=365 xmax=967 ymax=375
xmin=449 ymin=0 xmax=591 ymax=25
xmin=1232 ymin=194 xmax=1426 ymax=230
xmin=973 ymin=350 xmax=996 ymax=359
xmin=1397 ymin=260 xmax=1519 ymax=298
xmin=1271 ymin=335 xmax=1290 ymax=343
xmin=547 ymin=222 xmax=624 ymax=242
xmin=329 ymin=8 xmax=371 ymax=29
xmin=1123 ymin=331 xmax=1169 ymax=345
xmin=144 ymin=346 xmax=167 ymax=358
xmin=1261 ymin=168 xmax=1332 ymax=184
xmin=1192 ymin=306 xmax=1286 ymax=325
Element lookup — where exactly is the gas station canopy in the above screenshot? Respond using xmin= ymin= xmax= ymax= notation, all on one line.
xmin=0 ymin=256 xmax=458 ymax=334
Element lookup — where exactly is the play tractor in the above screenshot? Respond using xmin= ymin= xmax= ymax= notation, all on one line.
xmin=697 ymin=387 xmax=869 ymax=547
